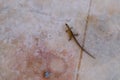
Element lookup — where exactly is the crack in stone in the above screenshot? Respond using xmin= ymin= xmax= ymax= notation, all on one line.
xmin=75 ymin=0 xmax=92 ymax=80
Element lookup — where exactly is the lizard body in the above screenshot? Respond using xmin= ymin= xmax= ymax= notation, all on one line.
xmin=65 ymin=23 xmax=95 ymax=59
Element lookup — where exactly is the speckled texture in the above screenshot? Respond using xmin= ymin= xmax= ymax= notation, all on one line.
xmin=79 ymin=0 xmax=120 ymax=80
xmin=0 ymin=0 xmax=120 ymax=80
xmin=0 ymin=0 xmax=89 ymax=80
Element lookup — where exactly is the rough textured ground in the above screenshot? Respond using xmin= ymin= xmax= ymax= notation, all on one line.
xmin=0 ymin=0 xmax=120 ymax=80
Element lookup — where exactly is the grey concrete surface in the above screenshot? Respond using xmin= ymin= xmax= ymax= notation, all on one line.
xmin=0 ymin=0 xmax=120 ymax=80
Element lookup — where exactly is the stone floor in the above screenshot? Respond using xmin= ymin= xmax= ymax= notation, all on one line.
xmin=0 ymin=0 xmax=120 ymax=80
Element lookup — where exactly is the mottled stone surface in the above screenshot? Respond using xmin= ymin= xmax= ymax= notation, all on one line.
xmin=0 ymin=0 xmax=120 ymax=80
xmin=79 ymin=0 xmax=120 ymax=80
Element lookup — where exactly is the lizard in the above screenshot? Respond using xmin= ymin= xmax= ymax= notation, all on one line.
xmin=65 ymin=23 xmax=95 ymax=59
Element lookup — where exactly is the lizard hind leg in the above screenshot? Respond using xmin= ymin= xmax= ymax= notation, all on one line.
xmin=68 ymin=37 xmax=72 ymax=41
xmin=73 ymin=33 xmax=79 ymax=36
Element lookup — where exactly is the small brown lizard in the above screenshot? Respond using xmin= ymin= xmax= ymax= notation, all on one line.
xmin=65 ymin=23 xmax=95 ymax=59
